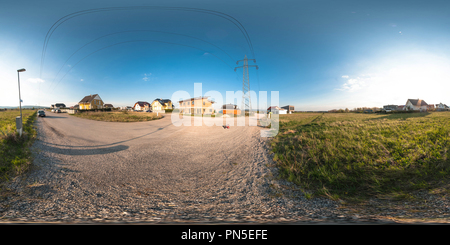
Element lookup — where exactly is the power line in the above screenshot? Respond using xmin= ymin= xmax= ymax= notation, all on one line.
xmin=50 ymin=39 xmax=235 ymax=91
xmin=40 ymin=6 xmax=256 ymax=79
xmin=48 ymin=30 xmax=237 ymax=90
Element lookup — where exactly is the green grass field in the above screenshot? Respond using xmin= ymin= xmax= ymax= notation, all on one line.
xmin=0 ymin=109 xmax=37 ymax=181
xmin=71 ymin=110 xmax=163 ymax=122
xmin=270 ymin=111 xmax=450 ymax=202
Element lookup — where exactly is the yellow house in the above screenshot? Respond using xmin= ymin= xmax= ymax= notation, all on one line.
xmin=151 ymin=99 xmax=173 ymax=111
xmin=178 ymin=96 xmax=215 ymax=115
xmin=78 ymin=94 xmax=104 ymax=110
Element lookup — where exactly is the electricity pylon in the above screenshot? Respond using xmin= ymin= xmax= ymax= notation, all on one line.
xmin=234 ymin=55 xmax=258 ymax=114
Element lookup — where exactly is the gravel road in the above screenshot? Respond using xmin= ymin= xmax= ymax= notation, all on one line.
xmin=1 ymin=112 xmax=449 ymax=224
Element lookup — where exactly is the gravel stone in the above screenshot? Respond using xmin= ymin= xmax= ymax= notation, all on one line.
xmin=0 ymin=113 xmax=449 ymax=224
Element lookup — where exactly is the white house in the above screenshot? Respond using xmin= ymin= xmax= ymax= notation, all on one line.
xmin=133 ymin=101 xmax=150 ymax=111
xmin=436 ymin=103 xmax=449 ymax=111
xmin=404 ymin=99 xmax=428 ymax=111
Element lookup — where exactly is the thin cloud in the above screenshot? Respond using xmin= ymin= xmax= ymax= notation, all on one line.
xmin=341 ymin=75 xmax=349 ymax=78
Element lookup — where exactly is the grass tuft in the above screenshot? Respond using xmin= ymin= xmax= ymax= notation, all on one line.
xmin=71 ymin=111 xmax=163 ymax=122
xmin=0 ymin=110 xmax=37 ymax=183
xmin=271 ymin=112 xmax=450 ymax=202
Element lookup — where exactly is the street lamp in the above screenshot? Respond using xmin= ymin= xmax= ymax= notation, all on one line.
xmin=17 ymin=68 xmax=26 ymax=136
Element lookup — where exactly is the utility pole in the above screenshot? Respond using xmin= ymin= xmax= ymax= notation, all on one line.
xmin=234 ymin=55 xmax=258 ymax=115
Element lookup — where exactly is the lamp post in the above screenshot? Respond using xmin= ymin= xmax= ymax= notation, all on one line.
xmin=17 ymin=68 xmax=26 ymax=136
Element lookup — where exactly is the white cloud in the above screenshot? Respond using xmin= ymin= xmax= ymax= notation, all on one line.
xmin=80 ymin=79 xmax=84 ymax=82
xmin=336 ymin=77 xmax=368 ymax=92
xmin=334 ymin=50 xmax=450 ymax=108
xmin=27 ymin=78 xmax=45 ymax=83
xmin=341 ymin=75 xmax=349 ymax=78
xmin=143 ymin=73 xmax=153 ymax=81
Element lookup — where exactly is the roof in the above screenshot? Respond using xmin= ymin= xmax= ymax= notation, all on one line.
xmin=436 ymin=103 xmax=449 ymax=108
xmin=104 ymin=104 xmax=114 ymax=107
xmin=134 ymin=101 xmax=150 ymax=107
xmin=79 ymin=94 xmax=99 ymax=104
xmin=222 ymin=104 xmax=239 ymax=109
xmin=407 ymin=99 xmax=428 ymax=106
xmin=153 ymin=98 xmax=172 ymax=105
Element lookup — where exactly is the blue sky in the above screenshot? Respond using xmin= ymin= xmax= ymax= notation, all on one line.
xmin=1 ymin=0 xmax=450 ymax=110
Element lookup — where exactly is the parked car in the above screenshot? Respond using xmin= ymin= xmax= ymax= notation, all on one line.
xmin=38 ymin=110 xmax=46 ymax=117
xmin=145 ymin=110 xmax=152 ymax=113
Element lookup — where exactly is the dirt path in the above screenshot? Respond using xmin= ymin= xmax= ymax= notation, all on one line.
xmin=2 ymin=112 xmax=440 ymax=224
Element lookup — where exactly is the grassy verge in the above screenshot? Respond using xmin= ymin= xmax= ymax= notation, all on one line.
xmin=71 ymin=110 xmax=163 ymax=122
xmin=0 ymin=110 xmax=38 ymax=182
xmin=270 ymin=112 xmax=450 ymax=203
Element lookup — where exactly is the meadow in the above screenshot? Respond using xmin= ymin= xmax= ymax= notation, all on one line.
xmin=0 ymin=109 xmax=37 ymax=181
xmin=270 ymin=111 xmax=450 ymax=202
xmin=71 ymin=110 xmax=163 ymax=122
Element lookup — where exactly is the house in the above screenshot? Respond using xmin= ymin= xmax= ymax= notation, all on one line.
xmin=120 ymin=106 xmax=133 ymax=111
xmin=427 ymin=104 xmax=435 ymax=110
xmin=221 ymin=104 xmax=241 ymax=115
xmin=70 ymin=104 xmax=79 ymax=109
xmin=405 ymin=99 xmax=428 ymax=111
xmin=268 ymin=106 xmax=287 ymax=114
xmin=436 ymin=103 xmax=449 ymax=111
xmin=133 ymin=101 xmax=150 ymax=111
xmin=104 ymin=104 xmax=114 ymax=109
xmin=79 ymin=94 xmax=104 ymax=110
xmin=178 ymin=96 xmax=215 ymax=115
xmin=151 ymin=98 xmax=173 ymax=112
xmin=281 ymin=105 xmax=295 ymax=114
